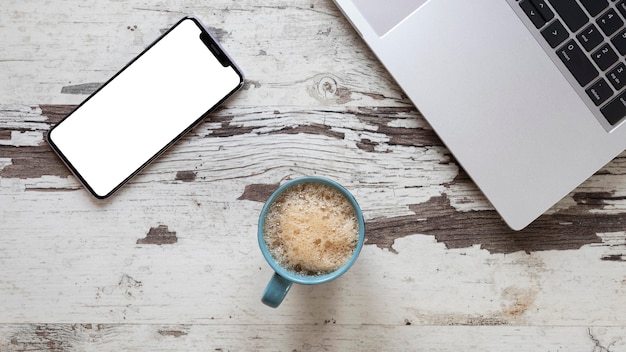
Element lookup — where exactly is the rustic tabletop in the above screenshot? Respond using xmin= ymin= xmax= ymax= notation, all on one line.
xmin=2 ymin=1 xmax=626 ymax=351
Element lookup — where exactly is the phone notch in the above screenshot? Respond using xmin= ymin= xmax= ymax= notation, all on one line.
xmin=200 ymin=32 xmax=231 ymax=67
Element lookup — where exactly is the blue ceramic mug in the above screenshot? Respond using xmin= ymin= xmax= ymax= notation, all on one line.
xmin=258 ymin=177 xmax=365 ymax=308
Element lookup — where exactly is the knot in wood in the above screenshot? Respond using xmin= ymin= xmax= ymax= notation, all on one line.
xmin=317 ymin=76 xmax=338 ymax=99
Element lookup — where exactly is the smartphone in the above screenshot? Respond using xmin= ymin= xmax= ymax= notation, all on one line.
xmin=47 ymin=16 xmax=244 ymax=199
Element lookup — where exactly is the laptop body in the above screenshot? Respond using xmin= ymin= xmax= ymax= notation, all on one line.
xmin=333 ymin=0 xmax=626 ymax=230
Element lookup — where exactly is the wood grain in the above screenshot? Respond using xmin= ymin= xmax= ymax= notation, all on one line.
xmin=2 ymin=324 xmax=625 ymax=351
xmin=3 ymin=104 xmax=624 ymax=255
xmin=2 ymin=0 xmax=626 ymax=350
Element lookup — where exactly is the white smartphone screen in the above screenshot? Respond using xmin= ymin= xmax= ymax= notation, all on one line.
xmin=48 ymin=17 xmax=243 ymax=198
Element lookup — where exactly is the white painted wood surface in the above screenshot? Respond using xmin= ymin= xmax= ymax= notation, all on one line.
xmin=1 ymin=1 xmax=626 ymax=351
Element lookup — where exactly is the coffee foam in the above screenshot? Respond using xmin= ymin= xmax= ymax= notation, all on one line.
xmin=263 ymin=182 xmax=359 ymax=276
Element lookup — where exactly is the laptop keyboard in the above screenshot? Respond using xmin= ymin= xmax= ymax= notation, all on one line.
xmin=519 ymin=0 xmax=626 ymax=128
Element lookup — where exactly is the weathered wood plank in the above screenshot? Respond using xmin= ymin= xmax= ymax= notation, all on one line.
xmin=1 ymin=325 xmax=624 ymax=351
xmin=0 ymin=0 xmax=404 ymax=107
xmin=3 ymin=104 xmax=626 ymax=253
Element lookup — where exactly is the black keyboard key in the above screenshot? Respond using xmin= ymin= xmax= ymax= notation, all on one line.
xmin=608 ymin=63 xmax=626 ymax=90
xmin=617 ymin=0 xmax=626 ymax=18
xmin=601 ymin=91 xmax=626 ymax=125
xmin=597 ymin=9 xmax=624 ymax=36
xmin=611 ymin=28 xmax=626 ymax=55
xmin=548 ymin=0 xmax=589 ymax=31
xmin=580 ymin=0 xmax=609 ymax=17
xmin=541 ymin=20 xmax=568 ymax=48
xmin=520 ymin=0 xmax=546 ymax=28
xmin=592 ymin=44 xmax=619 ymax=71
xmin=577 ymin=24 xmax=604 ymax=51
xmin=530 ymin=0 xmax=554 ymax=21
xmin=586 ymin=78 xmax=613 ymax=106
xmin=557 ymin=40 xmax=598 ymax=86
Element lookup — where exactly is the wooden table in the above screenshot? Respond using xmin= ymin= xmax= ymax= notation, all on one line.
xmin=2 ymin=1 xmax=626 ymax=351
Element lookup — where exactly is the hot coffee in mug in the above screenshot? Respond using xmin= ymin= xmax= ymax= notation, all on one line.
xmin=258 ymin=177 xmax=365 ymax=308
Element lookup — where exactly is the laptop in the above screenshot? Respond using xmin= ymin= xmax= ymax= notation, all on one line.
xmin=333 ymin=0 xmax=626 ymax=230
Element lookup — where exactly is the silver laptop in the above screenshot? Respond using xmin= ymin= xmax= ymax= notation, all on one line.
xmin=333 ymin=0 xmax=626 ymax=230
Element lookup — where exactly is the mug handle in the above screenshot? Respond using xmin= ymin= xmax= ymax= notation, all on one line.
xmin=262 ymin=273 xmax=292 ymax=308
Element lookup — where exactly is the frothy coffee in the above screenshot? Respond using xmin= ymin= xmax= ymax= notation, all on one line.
xmin=263 ymin=181 xmax=359 ymax=276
